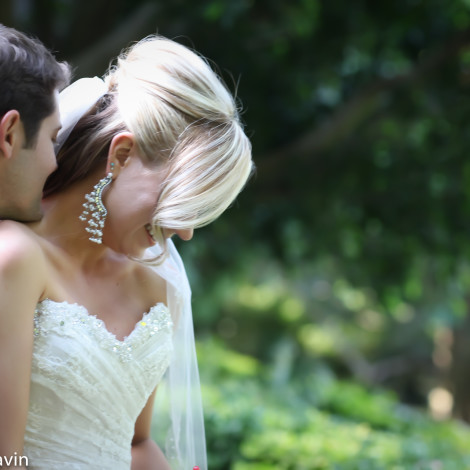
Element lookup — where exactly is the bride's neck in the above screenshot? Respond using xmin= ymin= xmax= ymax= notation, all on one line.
xmin=34 ymin=176 xmax=107 ymax=260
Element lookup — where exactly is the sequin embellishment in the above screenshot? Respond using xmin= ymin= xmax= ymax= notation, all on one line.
xmin=33 ymin=299 xmax=172 ymax=363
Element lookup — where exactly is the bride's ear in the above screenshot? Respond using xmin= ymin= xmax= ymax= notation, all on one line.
xmin=106 ymin=132 xmax=135 ymax=175
xmin=0 ymin=110 xmax=21 ymax=159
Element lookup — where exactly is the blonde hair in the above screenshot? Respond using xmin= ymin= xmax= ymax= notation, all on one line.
xmin=46 ymin=36 xmax=253 ymax=260
xmin=106 ymin=36 xmax=253 ymax=233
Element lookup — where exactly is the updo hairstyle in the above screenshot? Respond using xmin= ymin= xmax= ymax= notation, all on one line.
xmin=44 ymin=36 xmax=253 ymax=255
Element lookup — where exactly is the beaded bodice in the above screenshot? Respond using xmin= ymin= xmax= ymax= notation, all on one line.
xmin=24 ymin=299 xmax=173 ymax=469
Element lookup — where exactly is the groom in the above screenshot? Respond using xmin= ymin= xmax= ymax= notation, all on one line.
xmin=0 ymin=24 xmax=70 ymax=221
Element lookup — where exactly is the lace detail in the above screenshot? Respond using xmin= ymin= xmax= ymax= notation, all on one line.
xmin=25 ymin=299 xmax=173 ymax=469
xmin=33 ymin=299 xmax=172 ymax=362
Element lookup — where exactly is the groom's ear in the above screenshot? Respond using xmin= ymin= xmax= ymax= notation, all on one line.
xmin=0 ymin=110 xmax=21 ymax=159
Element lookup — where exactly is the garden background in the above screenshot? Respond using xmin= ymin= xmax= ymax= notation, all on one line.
xmin=3 ymin=0 xmax=470 ymax=468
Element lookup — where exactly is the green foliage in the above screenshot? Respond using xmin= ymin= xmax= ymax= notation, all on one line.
xmin=9 ymin=0 xmax=470 ymax=305
xmin=198 ymin=341 xmax=470 ymax=470
xmin=7 ymin=0 xmax=470 ymax=451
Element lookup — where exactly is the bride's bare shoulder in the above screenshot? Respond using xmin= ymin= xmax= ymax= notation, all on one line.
xmin=0 ymin=220 xmax=47 ymax=303
xmin=0 ymin=220 xmax=44 ymax=266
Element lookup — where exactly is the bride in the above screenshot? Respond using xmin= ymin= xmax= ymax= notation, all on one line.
xmin=0 ymin=36 xmax=253 ymax=469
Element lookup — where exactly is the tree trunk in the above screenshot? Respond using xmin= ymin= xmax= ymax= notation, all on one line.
xmin=451 ymin=312 xmax=470 ymax=422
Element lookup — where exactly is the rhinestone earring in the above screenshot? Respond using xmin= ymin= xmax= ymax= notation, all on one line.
xmin=79 ymin=164 xmax=114 ymax=244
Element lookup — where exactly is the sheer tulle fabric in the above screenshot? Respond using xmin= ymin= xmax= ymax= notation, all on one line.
xmin=147 ymin=240 xmax=207 ymax=470
xmin=54 ymin=77 xmax=107 ymax=151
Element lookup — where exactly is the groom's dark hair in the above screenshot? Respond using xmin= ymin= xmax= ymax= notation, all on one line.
xmin=0 ymin=24 xmax=70 ymax=147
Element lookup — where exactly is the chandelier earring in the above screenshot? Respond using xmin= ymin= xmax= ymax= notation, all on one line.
xmin=79 ymin=162 xmax=115 ymax=244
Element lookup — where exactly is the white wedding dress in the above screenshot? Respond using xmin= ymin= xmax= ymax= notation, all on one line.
xmin=23 ymin=298 xmax=174 ymax=469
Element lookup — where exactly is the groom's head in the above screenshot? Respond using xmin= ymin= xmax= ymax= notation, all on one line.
xmin=0 ymin=24 xmax=70 ymax=221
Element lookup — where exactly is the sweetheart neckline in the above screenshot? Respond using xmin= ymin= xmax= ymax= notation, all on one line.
xmin=36 ymin=298 xmax=169 ymax=344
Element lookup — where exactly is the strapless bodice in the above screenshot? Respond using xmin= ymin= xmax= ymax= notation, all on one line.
xmin=24 ymin=299 xmax=173 ymax=469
